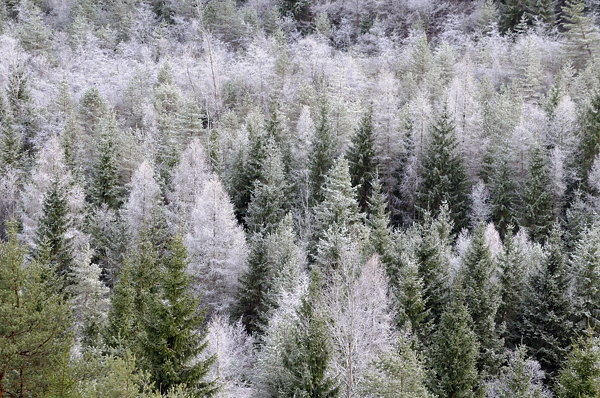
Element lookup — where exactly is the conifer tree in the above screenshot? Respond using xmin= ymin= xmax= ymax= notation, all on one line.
xmin=309 ymin=97 xmax=336 ymax=205
xmin=576 ymin=92 xmax=600 ymax=191
xmin=521 ymin=145 xmax=554 ymax=244
xmin=91 ymin=125 xmax=121 ymax=209
xmin=487 ymin=345 xmax=551 ymax=398
xmin=79 ymin=86 xmax=107 ymax=136
xmin=489 ymin=157 xmax=517 ymax=239
xmin=6 ymin=64 xmax=37 ymax=156
xmin=561 ymin=0 xmax=600 ymax=66
xmin=245 ymin=138 xmax=288 ymax=235
xmin=35 ymin=177 xmax=74 ymax=282
xmin=497 ymin=229 xmax=530 ymax=348
xmin=418 ymin=107 xmax=470 ymax=232
xmin=430 ymin=289 xmax=480 ymax=398
xmin=104 ymin=261 xmax=138 ymax=353
xmin=141 ymin=234 xmax=216 ymax=395
xmin=460 ymin=223 xmax=504 ymax=374
xmin=347 ymin=105 xmax=377 ymax=212
xmin=366 ymin=176 xmax=394 ymax=263
xmin=280 ymin=270 xmax=339 ymax=398
xmin=570 ymin=220 xmax=600 ymax=330
xmin=0 ymin=221 xmax=73 ymax=397
xmin=555 ymin=329 xmax=600 ymax=398
xmin=519 ymin=225 xmax=573 ymax=375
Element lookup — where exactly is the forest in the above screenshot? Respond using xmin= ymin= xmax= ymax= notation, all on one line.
xmin=1 ymin=0 xmax=600 ymax=397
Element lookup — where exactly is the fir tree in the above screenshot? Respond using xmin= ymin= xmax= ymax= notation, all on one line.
xmin=0 ymin=114 xmax=20 ymax=171
xmin=519 ymin=225 xmax=574 ymax=375
xmin=309 ymin=97 xmax=336 ymax=205
xmin=91 ymin=124 xmax=121 ymax=209
xmin=347 ymin=105 xmax=377 ymax=212
xmin=35 ymin=178 xmax=74 ymax=283
xmin=141 ymin=234 xmax=216 ymax=395
xmin=280 ymin=270 xmax=339 ymax=398
xmin=79 ymin=86 xmax=107 ymax=136
xmin=576 ymin=92 xmax=600 ymax=191
xmin=418 ymin=107 xmax=470 ymax=233
xmin=521 ymin=145 xmax=554 ymax=244
xmin=431 ymin=289 xmax=480 ymax=398
xmin=0 ymin=221 xmax=73 ymax=397
xmin=104 ymin=261 xmax=138 ymax=353
xmin=366 ymin=176 xmax=394 ymax=264
xmin=555 ymin=329 xmax=600 ymax=398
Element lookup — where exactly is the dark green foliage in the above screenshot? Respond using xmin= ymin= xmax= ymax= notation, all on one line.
xmin=519 ymin=225 xmax=574 ymax=376
xmin=489 ymin=157 xmax=517 ymax=239
xmin=347 ymin=105 xmax=377 ymax=212
xmin=309 ymin=97 xmax=336 ymax=205
xmin=556 ymin=329 xmax=600 ymax=398
xmin=570 ymin=221 xmax=600 ymax=330
xmin=280 ymin=270 xmax=339 ymax=397
xmin=366 ymin=176 xmax=394 ymax=263
xmin=35 ymin=178 xmax=74 ymax=283
xmin=520 ymin=145 xmax=554 ymax=244
xmin=431 ymin=289 xmax=480 ymax=398
xmin=141 ymin=235 xmax=216 ymax=395
xmin=0 ymin=221 xmax=73 ymax=397
xmin=91 ymin=127 xmax=121 ymax=209
xmin=577 ymin=92 xmax=600 ymax=190
xmin=418 ymin=107 xmax=470 ymax=233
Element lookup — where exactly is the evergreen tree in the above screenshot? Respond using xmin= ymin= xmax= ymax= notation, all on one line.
xmin=309 ymin=97 xmax=336 ymax=205
xmin=35 ymin=178 xmax=74 ymax=283
xmin=366 ymin=176 xmax=394 ymax=264
xmin=418 ymin=107 xmax=470 ymax=233
xmin=280 ymin=270 xmax=339 ymax=398
xmin=497 ymin=229 xmax=529 ymax=348
xmin=519 ymin=225 xmax=574 ymax=375
xmin=489 ymin=157 xmax=517 ymax=239
xmin=79 ymin=86 xmax=107 ymax=136
xmin=347 ymin=105 xmax=377 ymax=212
xmin=555 ymin=329 xmax=600 ymax=398
xmin=141 ymin=234 xmax=216 ymax=395
xmin=576 ymin=92 xmax=600 ymax=191
xmin=245 ymin=138 xmax=288 ymax=235
xmin=487 ymin=345 xmax=551 ymax=398
xmin=0 ymin=221 xmax=73 ymax=397
xmin=91 ymin=124 xmax=121 ymax=209
xmin=561 ymin=0 xmax=600 ymax=66
xmin=431 ymin=289 xmax=480 ymax=398
xmin=0 ymin=107 xmax=21 ymax=171
xmin=570 ymin=221 xmax=600 ymax=330
xmin=104 ymin=261 xmax=138 ymax=353
xmin=500 ymin=0 xmax=531 ymax=32
xmin=521 ymin=145 xmax=554 ymax=244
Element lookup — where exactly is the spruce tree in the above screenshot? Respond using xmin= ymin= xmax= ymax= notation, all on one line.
xmin=280 ymin=270 xmax=339 ymax=398
xmin=104 ymin=261 xmax=138 ymax=353
xmin=489 ymin=157 xmax=517 ymax=239
xmin=418 ymin=107 xmax=470 ymax=233
xmin=570 ymin=221 xmax=600 ymax=330
xmin=141 ymin=234 xmax=216 ymax=395
xmin=79 ymin=86 xmax=107 ymax=136
xmin=309 ymin=97 xmax=336 ymax=205
xmin=561 ymin=0 xmax=600 ymax=66
xmin=91 ymin=124 xmax=121 ymax=209
xmin=576 ymin=92 xmax=600 ymax=191
xmin=431 ymin=289 xmax=480 ymax=398
xmin=347 ymin=105 xmax=377 ymax=212
xmin=460 ymin=223 xmax=504 ymax=375
xmin=555 ymin=329 xmax=600 ymax=398
xmin=35 ymin=178 xmax=74 ymax=283
xmin=366 ymin=175 xmax=394 ymax=263
xmin=519 ymin=225 xmax=573 ymax=375
xmin=0 ymin=221 xmax=73 ymax=397
xmin=521 ymin=145 xmax=554 ymax=244
xmin=0 ymin=104 xmax=20 ymax=171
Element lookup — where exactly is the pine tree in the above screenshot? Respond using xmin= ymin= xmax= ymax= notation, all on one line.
xmin=366 ymin=176 xmax=394 ymax=264
xmin=0 ymin=221 xmax=73 ymax=397
xmin=176 ymin=98 xmax=205 ymax=144
xmin=245 ymin=138 xmax=288 ymax=235
xmin=431 ymin=289 xmax=480 ymax=398
xmin=35 ymin=178 xmax=74 ymax=283
xmin=0 ymin=113 xmax=20 ymax=171
xmin=561 ymin=0 xmax=600 ymax=66
xmin=104 ymin=261 xmax=138 ymax=353
xmin=555 ymin=329 xmax=600 ymax=398
xmin=570 ymin=220 xmax=600 ymax=330
xmin=79 ymin=86 xmax=107 ymax=136
xmin=500 ymin=0 xmax=530 ymax=32
xmin=521 ymin=145 xmax=554 ymax=244
xmin=347 ymin=105 xmax=377 ymax=212
xmin=519 ymin=225 xmax=574 ymax=375
xmin=418 ymin=106 xmax=470 ymax=233
xmin=309 ymin=97 xmax=336 ymax=205
xmin=141 ymin=234 xmax=216 ymax=395
xmin=280 ymin=270 xmax=339 ymax=398
xmin=6 ymin=64 xmax=37 ymax=157
xmin=460 ymin=223 xmax=504 ymax=375
xmin=487 ymin=345 xmax=551 ymax=398
xmin=16 ymin=0 xmax=51 ymax=53
xmin=489 ymin=157 xmax=517 ymax=239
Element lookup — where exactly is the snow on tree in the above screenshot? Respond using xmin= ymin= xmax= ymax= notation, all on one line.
xmin=469 ymin=179 xmax=491 ymax=228
xmin=570 ymin=220 xmax=600 ymax=330
xmin=555 ymin=329 xmax=600 ymax=398
xmin=561 ymin=0 xmax=600 ymax=67
xmin=123 ymin=160 xmax=162 ymax=242
xmin=185 ymin=178 xmax=248 ymax=314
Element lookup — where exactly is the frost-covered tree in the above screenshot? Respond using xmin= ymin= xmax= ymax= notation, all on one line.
xmin=561 ymin=0 xmax=600 ymax=66
xmin=123 ymin=160 xmax=162 ymax=242
xmin=570 ymin=220 xmax=600 ymax=330
xmin=309 ymin=97 xmax=337 ymax=205
xmin=555 ymin=329 xmax=600 ymax=398
xmin=347 ymin=105 xmax=377 ymax=212
xmin=185 ymin=178 xmax=248 ymax=314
